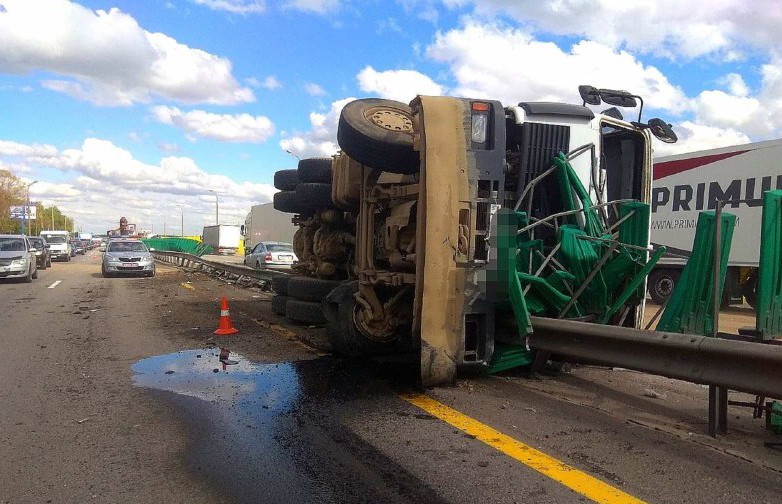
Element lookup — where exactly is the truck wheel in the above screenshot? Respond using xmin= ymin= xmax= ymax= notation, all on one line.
xmin=337 ymin=98 xmax=419 ymax=174
xmin=328 ymin=297 xmax=400 ymax=357
xmin=271 ymin=295 xmax=289 ymax=315
xmin=287 ymin=276 xmax=342 ymax=302
xmin=742 ymin=272 xmax=758 ymax=309
xmin=32 ymin=267 xmax=38 ymax=280
xmin=271 ymin=275 xmax=291 ymax=295
xmin=295 ymin=183 xmax=334 ymax=209
xmin=285 ymin=299 xmax=326 ymax=325
xmin=297 ymin=158 xmax=333 ymax=183
xmin=273 ymin=191 xmax=305 ymax=214
xmin=65 ymin=254 xmax=71 ymax=262
xmin=274 ymin=169 xmax=300 ymax=191
xmin=649 ymin=269 xmax=679 ymax=305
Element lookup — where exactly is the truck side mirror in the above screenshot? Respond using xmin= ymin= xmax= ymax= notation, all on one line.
xmin=648 ymin=118 xmax=678 ymax=144
xmin=599 ymin=88 xmax=637 ymax=108
xmin=578 ymin=85 xmax=601 ymax=106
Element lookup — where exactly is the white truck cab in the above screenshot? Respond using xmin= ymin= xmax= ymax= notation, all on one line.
xmin=40 ymin=230 xmax=71 ymax=262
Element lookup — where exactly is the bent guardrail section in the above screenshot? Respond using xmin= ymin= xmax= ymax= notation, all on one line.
xmin=152 ymin=251 xmax=288 ymax=287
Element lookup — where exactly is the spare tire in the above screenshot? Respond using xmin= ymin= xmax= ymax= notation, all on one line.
xmin=295 ymin=183 xmax=334 ymax=209
xmin=337 ymin=98 xmax=419 ymax=174
xmin=298 ymin=158 xmax=333 ymax=183
xmin=287 ymin=276 xmax=342 ymax=302
xmin=285 ymin=299 xmax=326 ymax=325
xmin=274 ymin=169 xmax=299 ymax=191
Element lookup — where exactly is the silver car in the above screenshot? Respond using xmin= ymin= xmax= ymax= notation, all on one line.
xmin=244 ymin=241 xmax=297 ymax=269
xmin=0 ymin=234 xmax=38 ymax=282
xmin=101 ymin=239 xmax=155 ymax=277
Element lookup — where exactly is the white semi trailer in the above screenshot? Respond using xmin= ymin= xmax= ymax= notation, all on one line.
xmin=649 ymin=139 xmax=782 ymax=306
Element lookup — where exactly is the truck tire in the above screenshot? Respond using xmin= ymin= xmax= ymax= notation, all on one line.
xmin=337 ymin=98 xmax=419 ymax=174
xmin=285 ymin=299 xmax=326 ymax=325
xmin=271 ymin=275 xmax=291 ymax=295
xmin=328 ymin=297 xmax=400 ymax=357
xmin=287 ymin=276 xmax=342 ymax=302
xmin=649 ymin=269 xmax=680 ymax=305
xmin=274 ymin=169 xmax=300 ymax=191
xmin=271 ymin=295 xmax=289 ymax=315
xmin=297 ymin=158 xmax=333 ymax=183
xmin=295 ymin=183 xmax=334 ymax=209
xmin=32 ymin=267 xmax=38 ymax=280
xmin=273 ymin=190 xmax=306 ymax=214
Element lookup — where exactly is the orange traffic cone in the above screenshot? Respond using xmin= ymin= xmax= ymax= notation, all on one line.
xmin=214 ymin=296 xmax=239 ymax=335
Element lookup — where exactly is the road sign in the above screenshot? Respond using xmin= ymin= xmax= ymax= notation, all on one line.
xmin=9 ymin=205 xmax=37 ymax=220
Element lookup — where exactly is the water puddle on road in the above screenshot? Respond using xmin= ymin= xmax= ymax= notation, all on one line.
xmin=131 ymin=348 xmax=438 ymax=504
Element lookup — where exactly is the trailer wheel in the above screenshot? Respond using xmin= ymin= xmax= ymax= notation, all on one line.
xmin=287 ymin=275 xmax=342 ymax=302
xmin=337 ymin=98 xmax=419 ymax=174
xmin=742 ymin=271 xmax=758 ymax=309
xmin=285 ymin=299 xmax=326 ymax=325
xmin=298 ymin=158 xmax=333 ymax=183
xmin=295 ymin=183 xmax=334 ymax=209
xmin=271 ymin=295 xmax=289 ymax=315
xmin=648 ymin=269 xmax=680 ymax=305
xmin=273 ymin=190 xmax=305 ymax=214
xmin=271 ymin=275 xmax=291 ymax=295
xmin=274 ymin=169 xmax=300 ymax=191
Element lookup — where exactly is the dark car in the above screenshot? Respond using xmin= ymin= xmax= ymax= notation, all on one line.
xmin=28 ymin=236 xmax=51 ymax=270
xmin=70 ymin=239 xmax=85 ymax=255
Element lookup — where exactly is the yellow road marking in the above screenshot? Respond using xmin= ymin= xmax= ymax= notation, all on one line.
xmin=400 ymin=393 xmax=646 ymax=504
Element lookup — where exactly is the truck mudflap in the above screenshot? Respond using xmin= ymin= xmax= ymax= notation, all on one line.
xmin=413 ymin=96 xmax=472 ymax=386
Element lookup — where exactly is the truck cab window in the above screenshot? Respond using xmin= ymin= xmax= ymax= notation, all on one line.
xmin=601 ymin=122 xmax=646 ymax=209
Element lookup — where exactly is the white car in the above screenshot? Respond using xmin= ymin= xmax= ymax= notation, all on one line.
xmin=244 ymin=241 xmax=297 ymax=269
xmin=0 ymin=234 xmax=38 ymax=282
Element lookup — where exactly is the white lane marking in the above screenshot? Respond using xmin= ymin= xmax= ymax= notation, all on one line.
xmin=47 ymin=280 xmax=62 ymax=289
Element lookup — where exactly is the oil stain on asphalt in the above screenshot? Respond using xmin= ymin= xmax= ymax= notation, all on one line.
xmin=132 ymin=348 xmax=444 ymax=504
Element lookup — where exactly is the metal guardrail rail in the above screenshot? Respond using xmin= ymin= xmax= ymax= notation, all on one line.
xmin=528 ymin=316 xmax=782 ymax=399
xmin=152 ymin=251 xmax=288 ymax=287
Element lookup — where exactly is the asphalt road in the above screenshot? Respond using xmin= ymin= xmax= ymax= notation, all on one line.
xmin=1 ymin=252 xmax=781 ymax=504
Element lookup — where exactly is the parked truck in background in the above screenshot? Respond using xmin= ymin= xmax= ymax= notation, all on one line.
xmin=202 ymin=224 xmax=242 ymax=255
xmin=242 ymin=202 xmax=298 ymax=251
xmin=648 ymin=139 xmax=782 ymax=307
xmin=271 ymin=86 xmax=678 ymax=385
xmin=40 ymin=230 xmax=71 ymax=262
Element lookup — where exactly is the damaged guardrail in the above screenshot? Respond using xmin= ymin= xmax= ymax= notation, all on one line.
xmin=527 ymin=316 xmax=782 ymax=399
xmin=151 ymin=251 xmax=287 ymax=288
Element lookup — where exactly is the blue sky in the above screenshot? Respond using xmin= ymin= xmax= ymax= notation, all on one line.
xmin=0 ymin=0 xmax=780 ymax=233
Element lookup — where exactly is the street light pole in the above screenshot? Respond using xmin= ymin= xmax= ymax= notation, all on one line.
xmin=209 ymin=190 xmax=219 ymax=225
xmin=178 ymin=205 xmax=184 ymax=237
xmin=21 ymin=180 xmax=38 ymax=236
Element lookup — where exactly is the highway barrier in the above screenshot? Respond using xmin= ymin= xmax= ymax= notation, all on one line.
xmin=151 ymin=250 xmax=287 ymax=288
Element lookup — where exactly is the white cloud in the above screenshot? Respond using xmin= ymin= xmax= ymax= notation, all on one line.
xmin=283 ymin=0 xmax=338 ymax=14
xmin=246 ymin=76 xmax=283 ymax=90
xmin=190 ymin=0 xmax=266 ymax=14
xmin=279 ymin=97 xmax=354 ymax=158
xmin=0 ymin=0 xmax=253 ymax=106
xmin=1 ymin=137 xmax=279 ymax=233
xmin=157 ymin=142 xmax=181 ymax=153
xmin=426 ymin=23 xmax=688 ymax=114
xmin=448 ymin=1 xmax=782 ymax=60
xmin=652 ymin=121 xmax=751 ymax=157
xmin=152 ymin=106 xmax=275 ymax=143
xmin=303 ymin=82 xmax=326 ymax=96
xmin=357 ymin=66 xmax=444 ymax=103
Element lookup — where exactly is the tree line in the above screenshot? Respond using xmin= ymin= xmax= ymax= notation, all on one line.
xmin=0 ymin=169 xmax=75 ymax=234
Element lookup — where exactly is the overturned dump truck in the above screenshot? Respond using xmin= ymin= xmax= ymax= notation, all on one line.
xmin=272 ymin=86 xmax=679 ymax=386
